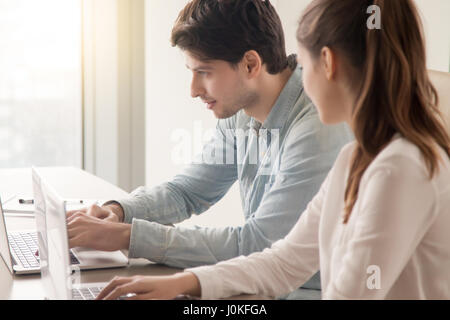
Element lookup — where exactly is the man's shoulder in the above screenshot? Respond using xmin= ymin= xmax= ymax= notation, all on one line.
xmin=217 ymin=110 xmax=252 ymax=131
xmin=286 ymin=104 xmax=353 ymax=145
xmin=281 ymin=101 xmax=354 ymax=159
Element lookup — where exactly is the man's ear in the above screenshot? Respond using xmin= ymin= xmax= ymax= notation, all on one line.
xmin=242 ymin=50 xmax=262 ymax=78
xmin=320 ymin=47 xmax=336 ymax=80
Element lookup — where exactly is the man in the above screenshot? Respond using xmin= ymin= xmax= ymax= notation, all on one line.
xmin=67 ymin=0 xmax=352 ymax=299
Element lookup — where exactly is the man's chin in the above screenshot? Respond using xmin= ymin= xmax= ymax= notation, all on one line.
xmin=212 ymin=108 xmax=239 ymax=120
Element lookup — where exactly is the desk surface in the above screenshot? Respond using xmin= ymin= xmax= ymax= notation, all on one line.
xmin=0 ymin=167 xmax=266 ymax=300
xmin=1 ymin=214 xmax=185 ymax=300
xmin=0 ymin=167 xmax=129 ymax=200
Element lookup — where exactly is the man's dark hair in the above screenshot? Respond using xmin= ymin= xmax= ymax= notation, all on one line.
xmin=171 ymin=0 xmax=288 ymax=74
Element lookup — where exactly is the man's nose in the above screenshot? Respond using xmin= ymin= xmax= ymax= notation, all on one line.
xmin=190 ymin=76 xmax=205 ymax=98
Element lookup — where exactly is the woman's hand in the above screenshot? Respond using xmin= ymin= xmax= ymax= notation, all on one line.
xmin=95 ymin=272 xmax=201 ymax=300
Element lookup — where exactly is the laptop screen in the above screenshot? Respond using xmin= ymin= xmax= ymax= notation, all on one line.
xmin=0 ymin=198 xmax=14 ymax=274
xmin=32 ymin=168 xmax=71 ymax=300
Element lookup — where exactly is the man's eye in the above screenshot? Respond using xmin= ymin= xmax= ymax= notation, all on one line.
xmin=197 ymin=71 xmax=208 ymax=76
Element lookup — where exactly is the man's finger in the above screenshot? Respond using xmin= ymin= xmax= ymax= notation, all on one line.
xmin=67 ymin=211 xmax=88 ymax=223
xmin=67 ymin=224 xmax=82 ymax=239
xmin=66 ymin=208 xmax=87 ymax=218
xmin=68 ymin=233 xmax=85 ymax=249
xmin=86 ymin=204 xmax=103 ymax=217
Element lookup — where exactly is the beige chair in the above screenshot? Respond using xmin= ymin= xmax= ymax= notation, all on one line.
xmin=429 ymin=70 xmax=450 ymax=134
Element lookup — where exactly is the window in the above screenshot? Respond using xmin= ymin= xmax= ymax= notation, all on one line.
xmin=0 ymin=0 xmax=82 ymax=168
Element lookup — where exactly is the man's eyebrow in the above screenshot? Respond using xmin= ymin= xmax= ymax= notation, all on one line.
xmin=186 ymin=64 xmax=214 ymax=71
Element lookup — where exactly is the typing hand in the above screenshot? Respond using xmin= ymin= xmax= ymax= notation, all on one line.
xmin=95 ymin=273 xmax=200 ymax=300
xmin=67 ymin=204 xmax=120 ymax=223
xmin=66 ymin=212 xmax=131 ymax=251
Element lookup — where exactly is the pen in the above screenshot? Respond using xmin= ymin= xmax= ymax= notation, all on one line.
xmin=18 ymin=199 xmax=85 ymax=205
xmin=18 ymin=199 xmax=34 ymax=204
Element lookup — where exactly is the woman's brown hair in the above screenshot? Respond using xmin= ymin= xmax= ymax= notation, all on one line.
xmin=297 ymin=0 xmax=450 ymax=223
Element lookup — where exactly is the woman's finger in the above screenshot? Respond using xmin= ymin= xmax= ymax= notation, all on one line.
xmin=96 ymin=277 xmax=133 ymax=300
xmin=103 ymin=280 xmax=148 ymax=300
xmin=124 ymin=292 xmax=157 ymax=300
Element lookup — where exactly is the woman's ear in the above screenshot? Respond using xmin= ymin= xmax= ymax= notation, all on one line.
xmin=242 ymin=50 xmax=262 ymax=78
xmin=320 ymin=46 xmax=336 ymax=80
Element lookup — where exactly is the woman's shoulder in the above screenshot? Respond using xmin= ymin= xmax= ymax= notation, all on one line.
xmin=334 ymin=140 xmax=358 ymax=164
xmin=369 ymin=135 xmax=450 ymax=185
xmin=377 ymin=135 xmax=447 ymax=163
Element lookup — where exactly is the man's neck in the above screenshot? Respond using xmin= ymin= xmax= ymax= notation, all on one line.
xmin=243 ymin=67 xmax=294 ymax=124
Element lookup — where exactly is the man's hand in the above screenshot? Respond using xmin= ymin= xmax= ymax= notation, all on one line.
xmin=67 ymin=211 xmax=131 ymax=251
xmin=67 ymin=203 xmax=124 ymax=223
xmin=95 ymin=272 xmax=201 ymax=300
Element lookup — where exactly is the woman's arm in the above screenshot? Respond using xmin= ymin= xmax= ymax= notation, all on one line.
xmin=95 ymin=272 xmax=201 ymax=300
xmin=96 ymin=169 xmax=331 ymax=300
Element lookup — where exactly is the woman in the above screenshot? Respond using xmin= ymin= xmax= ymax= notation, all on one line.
xmin=97 ymin=0 xmax=450 ymax=299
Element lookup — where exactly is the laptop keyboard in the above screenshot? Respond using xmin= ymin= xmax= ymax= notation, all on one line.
xmin=70 ymin=251 xmax=81 ymax=265
xmin=8 ymin=232 xmax=81 ymax=269
xmin=72 ymin=287 xmax=103 ymax=300
xmin=8 ymin=232 xmax=40 ymax=269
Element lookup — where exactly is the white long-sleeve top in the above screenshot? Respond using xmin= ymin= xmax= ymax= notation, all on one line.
xmin=187 ymin=135 xmax=450 ymax=299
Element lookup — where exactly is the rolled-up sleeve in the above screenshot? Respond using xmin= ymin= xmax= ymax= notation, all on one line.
xmin=124 ymin=116 xmax=349 ymax=269
xmin=118 ymin=117 xmax=238 ymax=225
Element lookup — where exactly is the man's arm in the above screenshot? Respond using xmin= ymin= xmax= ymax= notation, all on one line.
xmin=101 ymin=202 xmax=125 ymax=222
xmin=95 ymin=169 xmax=328 ymax=300
xmin=114 ymin=116 xmax=239 ymax=225
xmin=68 ymin=117 xmax=239 ymax=249
xmin=127 ymin=116 xmax=352 ymax=268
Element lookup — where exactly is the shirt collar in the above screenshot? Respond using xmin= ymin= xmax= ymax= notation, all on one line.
xmin=250 ymin=57 xmax=303 ymax=133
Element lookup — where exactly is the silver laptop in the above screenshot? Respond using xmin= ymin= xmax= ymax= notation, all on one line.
xmin=36 ymin=178 xmax=107 ymax=300
xmin=0 ymin=197 xmax=41 ymax=275
xmin=0 ymin=196 xmax=121 ymax=275
xmin=32 ymin=167 xmax=129 ymax=272
xmin=0 ymin=197 xmax=105 ymax=275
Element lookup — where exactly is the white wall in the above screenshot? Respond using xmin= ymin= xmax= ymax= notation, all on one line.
xmin=144 ymin=0 xmax=450 ymax=228
xmin=415 ymin=0 xmax=450 ymax=72
xmin=145 ymin=0 xmax=243 ymax=227
xmin=272 ymin=0 xmax=312 ymax=56
xmin=274 ymin=0 xmax=450 ymax=72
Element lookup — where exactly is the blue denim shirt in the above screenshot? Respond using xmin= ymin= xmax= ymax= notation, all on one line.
xmin=118 ymin=64 xmax=353 ymax=297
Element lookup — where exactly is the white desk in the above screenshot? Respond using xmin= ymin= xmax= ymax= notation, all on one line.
xmin=0 ymin=167 xmax=266 ymax=300
xmin=0 ymin=167 xmax=186 ymax=300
